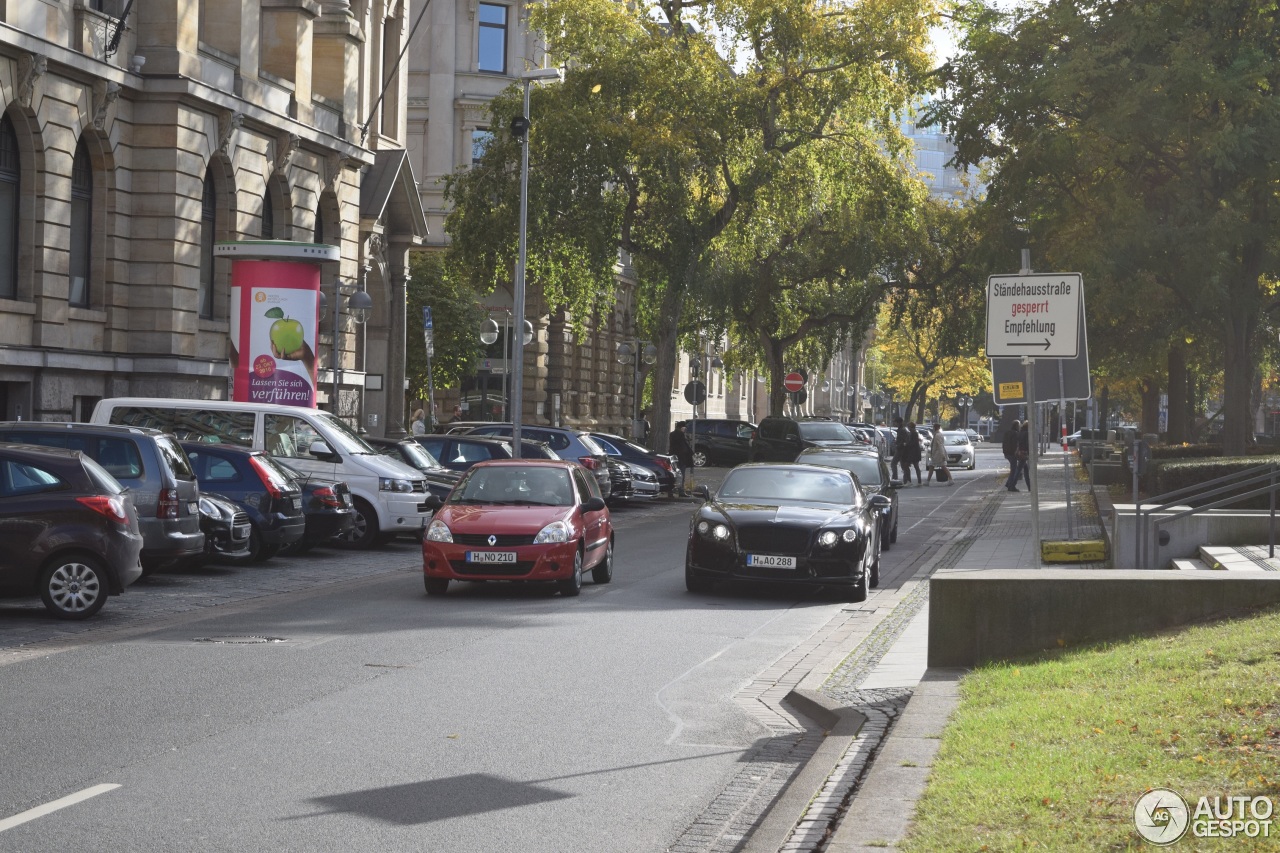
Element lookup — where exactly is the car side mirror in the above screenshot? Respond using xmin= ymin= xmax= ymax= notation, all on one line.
xmin=693 ymin=484 xmax=711 ymax=500
xmin=424 ymin=494 xmax=443 ymax=510
xmin=308 ymin=440 xmax=337 ymax=460
xmin=869 ymin=494 xmax=891 ymax=510
xmin=581 ymin=497 xmax=607 ymax=513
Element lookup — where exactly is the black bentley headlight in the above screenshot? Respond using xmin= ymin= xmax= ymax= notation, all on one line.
xmin=696 ymin=519 xmax=731 ymax=541
xmin=817 ymin=530 xmax=839 ymax=548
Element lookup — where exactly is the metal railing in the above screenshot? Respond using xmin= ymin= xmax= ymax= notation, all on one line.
xmin=1136 ymin=462 xmax=1280 ymax=569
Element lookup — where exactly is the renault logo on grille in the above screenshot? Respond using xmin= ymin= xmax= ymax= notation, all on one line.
xmin=488 ymin=535 xmax=497 ymax=546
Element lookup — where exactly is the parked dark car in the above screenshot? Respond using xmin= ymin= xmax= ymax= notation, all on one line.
xmin=0 ymin=444 xmax=144 ymax=619
xmin=366 ymin=436 xmax=463 ymax=501
xmin=589 ymin=432 xmax=679 ymax=496
xmin=673 ymin=419 xmax=756 ymax=467
xmin=195 ymin=492 xmax=252 ymax=562
xmin=0 ymin=422 xmax=203 ymax=573
xmin=461 ymin=424 xmax=613 ymax=499
xmin=796 ymin=447 xmax=899 ymax=562
xmin=684 ymin=463 xmax=886 ymax=600
xmin=180 ymin=442 xmax=306 ymax=562
xmin=748 ymin=417 xmax=862 ymax=462
xmin=603 ymin=456 xmax=634 ymax=503
xmin=414 ymin=434 xmax=558 ymax=475
xmin=273 ymin=459 xmax=357 ymax=554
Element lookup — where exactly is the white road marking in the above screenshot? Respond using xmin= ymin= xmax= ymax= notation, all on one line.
xmin=0 ymin=784 xmax=120 ymax=833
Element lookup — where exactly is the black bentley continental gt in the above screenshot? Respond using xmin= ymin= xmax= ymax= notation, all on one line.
xmin=684 ymin=463 xmax=888 ymax=600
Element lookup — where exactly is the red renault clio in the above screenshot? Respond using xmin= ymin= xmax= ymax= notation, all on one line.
xmin=422 ymin=459 xmax=614 ymax=597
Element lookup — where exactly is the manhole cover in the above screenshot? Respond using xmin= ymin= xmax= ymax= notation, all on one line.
xmin=192 ymin=636 xmax=287 ymax=644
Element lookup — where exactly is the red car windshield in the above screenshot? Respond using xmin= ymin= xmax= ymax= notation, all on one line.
xmin=451 ymin=466 xmax=575 ymax=507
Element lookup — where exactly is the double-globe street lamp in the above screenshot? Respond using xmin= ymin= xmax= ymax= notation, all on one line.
xmin=957 ymin=394 xmax=974 ymax=431
xmin=480 ymin=311 xmax=534 ymax=421
xmin=617 ymin=340 xmax=658 ymax=441
xmin=507 ymin=66 xmax=563 ymax=458
xmin=318 ymin=281 xmax=373 ymax=421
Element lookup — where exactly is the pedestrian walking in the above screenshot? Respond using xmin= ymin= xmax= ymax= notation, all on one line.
xmin=669 ymin=423 xmax=694 ymax=497
xmin=904 ymin=421 xmax=924 ymax=485
xmin=894 ymin=417 xmax=911 ymax=483
xmin=1017 ymin=420 xmax=1032 ymax=489
xmin=1002 ymin=421 xmax=1021 ymax=491
xmin=410 ymin=408 xmax=427 ymax=436
xmin=925 ymin=428 xmax=952 ymax=485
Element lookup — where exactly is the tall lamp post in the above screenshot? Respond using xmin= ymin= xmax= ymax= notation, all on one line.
xmin=617 ymin=340 xmax=658 ymax=440
xmin=319 ymin=280 xmax=373 ymax=423
xmin=957 ymin=394 xmax=973 ymax=431
xmin=481 ymin=310 xmax=533 ymax=421
xmin=508 ymin=66 xmax=563 ymax=458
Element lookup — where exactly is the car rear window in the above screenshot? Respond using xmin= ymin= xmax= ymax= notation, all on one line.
xmin=0 ymin=458 xmax=67 ymax=497
xmin=97 ymin=437 xmax=146 ymax=479
xmin=804 ymin=453 xmax=881 ymax=485
xmin=798 ymin=422 xmax=855 ymax=441
xmin=154 ymin=436 xmax=196 ymax=480
xmin=576 ymin=433 xmax=605 ymax=455
xmin=80 ymin=455 xmax=126 ymax=494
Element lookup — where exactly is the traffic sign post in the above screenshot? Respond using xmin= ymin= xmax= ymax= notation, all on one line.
xmin=986 ymin=273 xmax=1083 ymax=358
xmin=422 ymin=306 xmax=436 ymax=430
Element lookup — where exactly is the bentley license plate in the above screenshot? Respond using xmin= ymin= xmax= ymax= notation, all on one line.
xmin=747 ymin=554 xmax=796 ymax=569
xmin=466 ymin=551 xmax=516 ymax=564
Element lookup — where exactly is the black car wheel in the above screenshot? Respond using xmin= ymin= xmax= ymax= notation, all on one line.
xmin=842 ymin=574 xmax=868 ymax=603
xmin=245 ymin=526 xmax=280 ymax=563
xmin=559 ymin=550 xmax=583 ymax=597
xmin=870 ymin=544 xmax=881 ymax=589
xmin=890 ymin=521 xmax=898 ymax=544
xmin=40 ymin=554 xmax=108 ymax=620
xmin=880 ymin=517 xmax=891 ymax=553
xmin=692 ymin=449 xmax=709 ymax=468
xmin=338 ymin=498 xmax=381 ymax=549
xmin=685 ymin=564 xmax=714 ymax=594
xmin=424 ymin=577 xmax=449 ymax=596
xmin=592 ymin=537 xmax=614 ymax=584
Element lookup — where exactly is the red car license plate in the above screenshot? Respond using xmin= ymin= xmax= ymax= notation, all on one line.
xmin=466 ymin=551 xmax=517 ymax=564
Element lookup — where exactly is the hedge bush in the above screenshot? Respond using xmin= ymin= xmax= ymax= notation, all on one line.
xmin=1148 ymin=455 xmax=1280 ymax=508
xmin=1150 ymin=443 xmax=1221 ymax=461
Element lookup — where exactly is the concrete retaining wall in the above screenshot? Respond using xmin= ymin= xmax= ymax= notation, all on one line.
xmin=928 ymin=569 xmax=1280 ymax=667
xmin=1111 ymin=505 xmax=1280 ymax=569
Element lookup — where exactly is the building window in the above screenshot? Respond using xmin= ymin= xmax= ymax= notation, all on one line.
xmin=477 ymin=4 xmax=507 ymax=73
xmin=262 ymin=189 xmax=274 ymax=239
xmin=471 ymin=129 xmax=493 ymax=166
xmin=315 ymin=211 xmax=324 ymax=245
xmin=0 ymin=114 xmax=18 ymax=300
xmin=199 ymin=172 xmax=216 ymax=319
xmin=380 ymin=13 xmax=403 ymax=137
xmin=69 ymin=138 xmax=93 ymax=307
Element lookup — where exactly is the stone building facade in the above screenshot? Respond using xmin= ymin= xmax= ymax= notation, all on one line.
xmin=0 ymin=0 xmax=427 ymax=435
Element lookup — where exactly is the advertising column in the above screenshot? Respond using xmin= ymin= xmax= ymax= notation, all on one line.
xmin=219 ymin=242 xmax=340 ymax=407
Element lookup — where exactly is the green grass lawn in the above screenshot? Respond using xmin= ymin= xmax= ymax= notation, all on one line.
xmin=902 ymin=608 xmax=1280 ymax=851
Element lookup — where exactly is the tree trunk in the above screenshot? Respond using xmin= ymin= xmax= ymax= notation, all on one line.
xmin=764 ymin=336 xmax=788 ymax=417
xmin=1140 ymin=376 xmax=1160 ymax=436
xmin=1167 ymin=343 xmax=1188 ymax=443
xmin=649 ymin=282 xmax=686 ymax=455
xmin=1221 ymin=254 xmax=1262 ymax=457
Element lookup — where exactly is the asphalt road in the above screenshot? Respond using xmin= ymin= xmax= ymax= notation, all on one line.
xmin=0 ymin=443 xmax=1004 ymax=852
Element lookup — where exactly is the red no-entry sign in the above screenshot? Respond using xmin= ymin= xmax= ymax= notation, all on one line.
xmin=783 ymin=372 xmax=805 ymax=393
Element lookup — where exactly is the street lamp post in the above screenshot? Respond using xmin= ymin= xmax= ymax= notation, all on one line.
xmin=508 ymin=66 xmax=563 ymax=458
xmin=617 ymin=340 xmax=658 ymax=441
xmin=481 ymin=310 xmax=534 ymax=422
xmin=957 ymin=395 xmax=973 ymax=431
xmin=319 ymin=280 xmax=373 ymax=424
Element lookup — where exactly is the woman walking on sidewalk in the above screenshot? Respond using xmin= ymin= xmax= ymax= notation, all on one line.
xmin=1002 ymin=421 xmax=1021 ymax=492
xmin=903 ymin=422 xmax=924 ymax=485
xmin=925 ymin=429 xmax=952 ymax=485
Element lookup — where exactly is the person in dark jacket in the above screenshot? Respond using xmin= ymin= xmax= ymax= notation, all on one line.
xmin=903 ymin=421 xmax=924 ymax=485
xmin=1001 ymin=421 xmax=1021 ymax=491
xmin=893 ymin=417 xmax=911 ymax=483
xmin=670 ymin=424 xmax=694 ymax=496
xmin=1004 ymin=420 xmax=1031 ymax=491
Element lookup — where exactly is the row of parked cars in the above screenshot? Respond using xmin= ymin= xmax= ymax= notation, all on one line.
xmin=0 ymin=400 xmax=685 ymax=620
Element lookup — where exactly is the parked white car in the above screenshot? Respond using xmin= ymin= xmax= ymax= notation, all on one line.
xmin=940 ymin=430 xmax=977 ymax=470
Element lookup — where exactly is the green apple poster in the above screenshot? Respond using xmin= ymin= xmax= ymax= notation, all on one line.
xmin=230 ymin=260 xmax=320 ymax=406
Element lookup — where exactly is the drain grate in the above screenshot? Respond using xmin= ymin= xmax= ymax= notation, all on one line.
xmin=193 ymin=636 xmax=287 ymax=644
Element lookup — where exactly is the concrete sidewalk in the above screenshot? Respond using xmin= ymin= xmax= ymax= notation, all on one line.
xmin=783 ymin=447 xmax=1107 ymax=852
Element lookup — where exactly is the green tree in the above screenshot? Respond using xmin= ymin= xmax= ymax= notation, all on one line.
xmin=933 ymin=0 xmax=1280 ymax=455
xmin=445 ymin=0 xmax=939 ymax=452
xmin=405 ymin=253 xmax=486 ymax=420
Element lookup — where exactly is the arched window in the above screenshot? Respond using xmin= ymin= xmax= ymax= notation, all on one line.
xmin=262 ymin=189 xmax=274 ymax=239
xmin=69 ymin=138 xmax=93 ymax=307
xmin=0 ymin=114 xmax=19 ymax=299
xmin=199 ymin=171 xmax=216 ymax=319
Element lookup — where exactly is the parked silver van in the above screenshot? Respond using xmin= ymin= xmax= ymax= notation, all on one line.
xmin=91 ymin=398 xmax=433 ymax=548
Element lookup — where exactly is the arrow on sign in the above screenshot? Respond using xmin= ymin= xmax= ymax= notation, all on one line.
xmin=1008 ymin=339 xmax=1052 ymax=350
